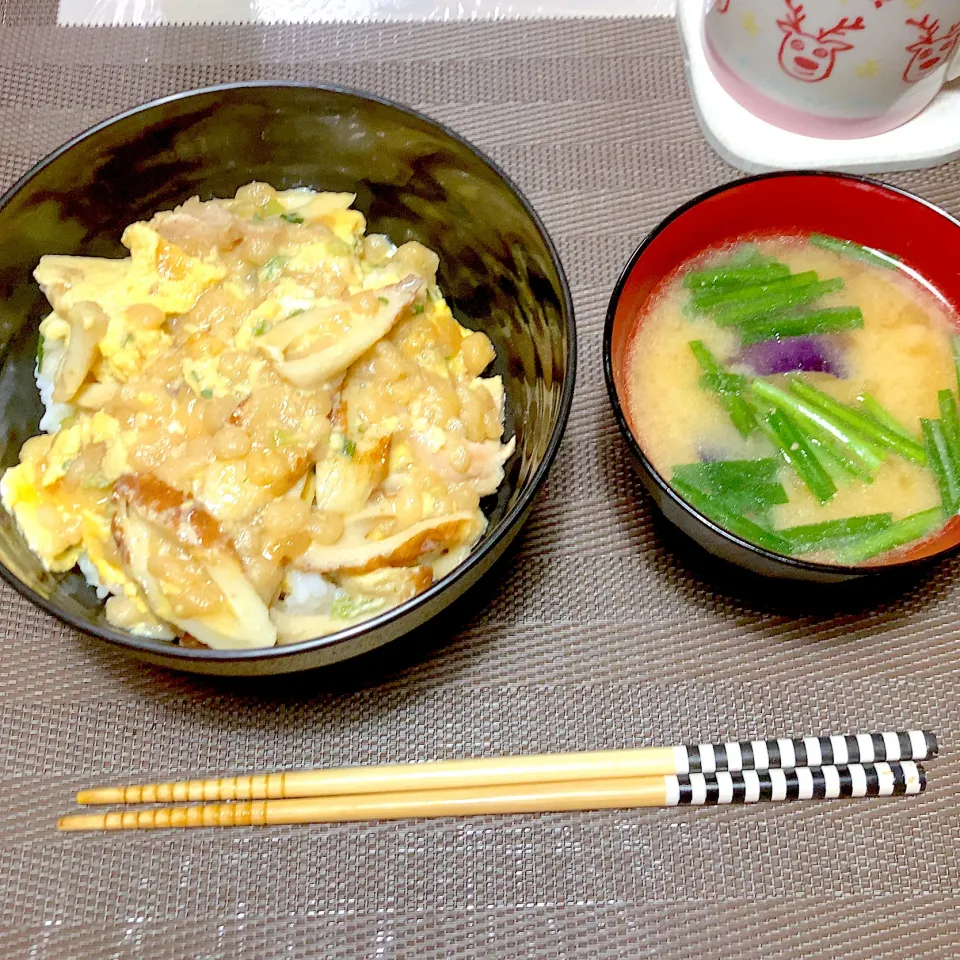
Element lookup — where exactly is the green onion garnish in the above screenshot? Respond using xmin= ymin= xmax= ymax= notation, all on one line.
xmin=260 ymin=255 xmax=287 ymax=281
xmin=761 ymin=409 xmax=836 ymax=503
xmin=938 ymin=390 xmax=960 ymax=471
xmin=709 ymin=278 xmax=845 ymax=327
xmin=806 ymin=435 xmax=862 ymax=484
xmin=953 ymin=337 xmax=960 ymax=397
xmin=670 ymin=476 xmax=792 ymax=554
xmin=835 ymin=508 xmax=943 ymax=565
xmin=737 ymin=306 xmax=864 ymax=345
xmin=751 ymin=380 xmax=885 ymax=474
xmin=788 ymin=378 xmax=926 ymax=464
xmin=855 ymin=393 xmax=921 ymax=448
xmin=81 ymin=472 xmax=111 ymax=490
xmin=691 ymin=271 xmax=819 ymax=311
xmin=689 ymin=340 xmax=757 ymax=438
xmin=331 ymin=594 xmax=385 ymax=620
xmin=779 ymin=514 xmax=894 ymax=553
xmin=683 ymin=262 xmax=791 ymax=292
xmin=809 ymin=233 xmax=901 ymax=269
xmin=671 ymin=459 xmax=787 ymax=514
xmin=722 ymin=244 xmax=770 ymax=266
xmin=922 ymin=418 xmax=960 ymax=515
xmin=280 ymin=213 xmax=304 ymax=224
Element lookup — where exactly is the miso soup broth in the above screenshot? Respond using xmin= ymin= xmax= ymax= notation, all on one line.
xmin=626 ymin=235 xmax=960 ymax=565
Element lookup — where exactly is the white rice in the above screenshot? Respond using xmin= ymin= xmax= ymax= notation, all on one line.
xmin=281 ymin=570 xmax=337 ymax=614
xmin=76 ymin=551 xmax=113 ymax=600
xmin=36 ymin=340 xmax=74 ymax=434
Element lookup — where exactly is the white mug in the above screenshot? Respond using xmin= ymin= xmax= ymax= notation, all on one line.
xmin=705 ymin=0 xmax=960 ymax=138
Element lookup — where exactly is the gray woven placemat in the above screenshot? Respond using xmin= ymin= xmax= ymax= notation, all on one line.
xmin=1 ymin=15 xmax=960 ymax=960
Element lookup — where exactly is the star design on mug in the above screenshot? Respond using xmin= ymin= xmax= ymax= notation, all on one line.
xmin=855 ymin=59 xmax=881 ymax=78
xmin=904 ymin=0 xmax=924 ymax=8
xmin=740 ymin=11 xmax=760 ymax=35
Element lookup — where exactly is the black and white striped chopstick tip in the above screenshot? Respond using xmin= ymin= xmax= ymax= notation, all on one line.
xmin=676 ymin=730 xmax=936 ymax=775
xmin=665 ymin=761 xmax=925 ymax=806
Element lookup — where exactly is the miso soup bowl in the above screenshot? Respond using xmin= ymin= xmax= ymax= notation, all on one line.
xmin=604 ymin=171 xmax=960 ymax=583
xmin=0 ymin=83 xmax=575 ymax=674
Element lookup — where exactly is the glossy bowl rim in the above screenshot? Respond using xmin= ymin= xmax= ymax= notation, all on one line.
xmin=0 ymin=80 xmax=577 ymax=662
xmin=603 ymin=169 xmax=960 ymax=577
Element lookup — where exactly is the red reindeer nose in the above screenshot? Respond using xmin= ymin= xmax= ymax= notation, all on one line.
xmin=794 ymin=56 xmax=820 ymax=70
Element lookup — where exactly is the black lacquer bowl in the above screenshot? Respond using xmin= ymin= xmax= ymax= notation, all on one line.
xmin=0 ymin=83 xmax=575 ymax=675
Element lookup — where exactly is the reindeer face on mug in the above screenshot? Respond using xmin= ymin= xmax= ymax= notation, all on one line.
xmin=777 ymin=0 xmax=866 ymax=83
xmin=904 ymin=16 xmax=960 ymax=84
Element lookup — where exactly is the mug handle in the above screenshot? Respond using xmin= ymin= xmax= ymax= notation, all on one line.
xmin=949 ymin=44 xmax=960 ymax=82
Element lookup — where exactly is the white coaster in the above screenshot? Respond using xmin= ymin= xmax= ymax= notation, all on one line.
xmin=677 ymin=0 xmax=960 ymax=174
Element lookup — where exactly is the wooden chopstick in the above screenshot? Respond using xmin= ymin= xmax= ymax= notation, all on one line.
xmin=76 ymin=729 xmax=937 ymax=805
xmin=58 ymin=761 xmax=926 ymax=831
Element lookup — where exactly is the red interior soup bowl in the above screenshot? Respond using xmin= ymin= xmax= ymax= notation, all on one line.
xmin=604 ymin=172 xmax=960 ymax=582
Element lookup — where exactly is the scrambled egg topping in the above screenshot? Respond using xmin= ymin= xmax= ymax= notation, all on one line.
xmin=2 ymin=184 xmax=513 ymax=648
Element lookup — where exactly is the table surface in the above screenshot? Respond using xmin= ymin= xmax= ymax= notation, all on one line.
xmin=0 ymin=12 xmax=959 ymax=960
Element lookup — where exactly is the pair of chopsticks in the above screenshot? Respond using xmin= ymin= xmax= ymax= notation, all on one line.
xmin=57 ymin=729 xmax=937 ymax=831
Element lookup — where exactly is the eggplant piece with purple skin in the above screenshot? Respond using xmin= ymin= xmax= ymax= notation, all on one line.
xmin=739 ymin=336 xmax=843 ymax=377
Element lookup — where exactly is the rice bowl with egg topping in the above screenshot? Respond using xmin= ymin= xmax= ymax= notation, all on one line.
xmin=1 ymin=184 xmax=514 ymax=649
